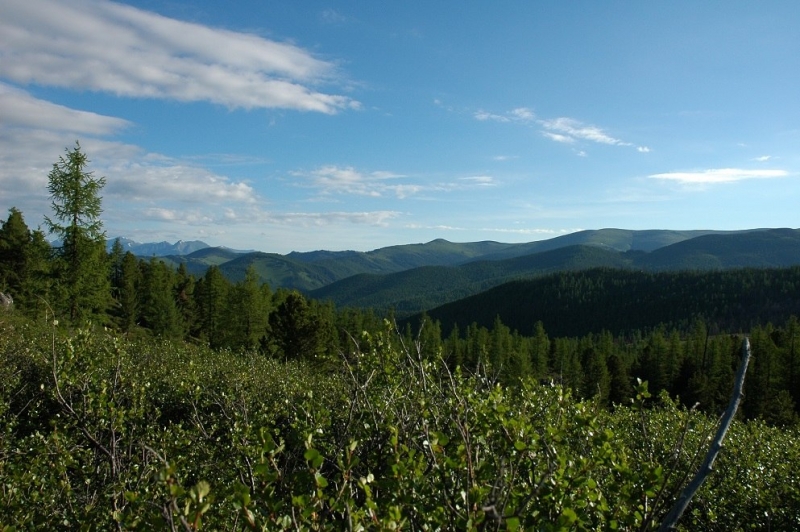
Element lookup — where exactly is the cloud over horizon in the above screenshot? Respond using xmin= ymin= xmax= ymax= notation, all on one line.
xmin=649 ymin=168 xmax=789 ymax=185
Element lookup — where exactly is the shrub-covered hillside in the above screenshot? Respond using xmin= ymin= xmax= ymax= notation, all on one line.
xmin=1 ymin=315 xmax=799 ymax=530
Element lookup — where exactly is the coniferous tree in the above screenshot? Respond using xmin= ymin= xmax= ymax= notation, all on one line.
xmin=445 ymin=323 xmax=463 ymax=368
xmin=607 ymin=352 xmax=633 ymax=405
xmin=0 ymin=208 xmax=54 ymax=317
xmin=117 ymin=252 xmax=141 ymax=332
xmin=774 ymin=316 xmax=800 ymax=413
xmin=195 ymin=265 xmax=229 ymax=348
xmin=416 ymin=313 xmax=443 ymax=360
xmin=24 ymin=228 xmax=54 ymax=318
xmin=507 ymin=331 xmax=532 ymax=383
xmin=174 ymin=263 xmax=197 ymax=338
xmin=637 ymin=328 xmax=668 ymax=394
xmin=745 ymin=324 xmax=781 ymax=421
xmin=223 ymin=265 xmax=269 ymax=351
xmin=0 ymin=208 xmax=31 ymax=299
xmin=551 ymin=337 xmax=582 ymax=392
xmin=529 ymin=321 xmax=550 ymax=380
xmin=109 ymin=238 xmax=125 ymax=300
xmin=140 ymin=258 xmax=182 ymax=338
xmin=580 ymin=336 xmax=610 ymax=402
xmin=268 ymin=291 xmax=327 ymax=361
xmin=44 ymin=142 xmax=109 ymax=322
xmin=465 ymin=322 xmax=489 ymax=374
xmin=489 ymin=315 xmax=514 ymax=381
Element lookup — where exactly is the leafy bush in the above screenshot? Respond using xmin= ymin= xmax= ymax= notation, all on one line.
xmin=1 ymin=316 xmax=798 ymax=530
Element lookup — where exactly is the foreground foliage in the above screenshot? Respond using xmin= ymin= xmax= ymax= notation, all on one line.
xmin=1 ymin=315 xmax=799 ymax=530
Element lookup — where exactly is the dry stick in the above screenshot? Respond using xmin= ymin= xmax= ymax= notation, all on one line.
xmin=658 ymin=337 xmax=752 ymax=532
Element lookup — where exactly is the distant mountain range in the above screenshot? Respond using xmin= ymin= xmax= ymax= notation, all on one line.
xmin=117 ymin=227 xmax=800 ymax=317
xmin=107 ymin=237 xmax=211 ymax=257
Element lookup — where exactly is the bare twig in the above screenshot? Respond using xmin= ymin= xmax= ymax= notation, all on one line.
xmin=658 ymin=337 xmax=751 ymax=531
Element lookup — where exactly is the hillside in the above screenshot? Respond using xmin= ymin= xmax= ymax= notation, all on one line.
xmin=637 ymin=228 xmax=800 ymax=270
xmin=158 ymin=247 xmax=243 ymax=277
xmin=310 ymin=244 xmax=631 ymax=315
xmin=311 ymin=229 xmax=800 ymax=316
xmin=139 ymin=228 xmax=783 ymax=292
xmin=410 ymin=266 xmax=800 ymax=339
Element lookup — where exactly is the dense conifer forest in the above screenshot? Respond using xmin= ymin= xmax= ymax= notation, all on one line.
xmin=1 ymin=146 xmax=799 ymax=529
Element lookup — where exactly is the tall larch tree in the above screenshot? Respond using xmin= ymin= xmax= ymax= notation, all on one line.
xmin=44 ymin=142 xmax=109 ymax=323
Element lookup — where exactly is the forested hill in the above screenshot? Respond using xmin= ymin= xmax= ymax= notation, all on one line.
xmin=308 ymin=244 xmax=630 ymax=315
xmin=148 ymin=228 xmax=800 ymax=296
xmin=407 ymin=266 xmax=800 ymax=339
xmin=311 ymin=228 xmax=800 ymax=316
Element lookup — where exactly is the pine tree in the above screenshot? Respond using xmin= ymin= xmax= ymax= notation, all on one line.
xmin=268 ymin=291 xmax=326 ymax=361
xmin=580 ymin=336 xmax=610 ymax=403
xmin=782 ymin=316 xmax=800 ymax=412
xmin=745 ymin=324 xmax=781 ymax=421
xmin=607 ymin=352 xmax=633 ymax=405
xmin=109 ymin=238 xmax=125 ymax=300
xmin=0 ymin=208 xmax=53 ymax=317
xmin=117 ymin=252 xmax=141 ymax=332
xmin=140 ymin=258 xmax=182 ymax=338
xmin=0 ymin=208 xmax=31 ymax=297
xmin=529 ymin=321 xmax=550 ymax=380
xmin=445 ymin=323 xmax=463 ymax=368
xmin=223 ymin=265 xmax=269 ymax=351
xmin=195 ymin=265 xmax=230 ymax=348
xmin=489 ymin=315 xmax=513 ymax=381
xmin=44 ymin=142 xmax=109 ymax=322
xmin=24 ymin=228 xmax=54 ymax=318
xmin=174 ymin=263 xmax=197 ymax=338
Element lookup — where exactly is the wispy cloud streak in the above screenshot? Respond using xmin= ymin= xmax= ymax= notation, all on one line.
xmin=649 ymin=168 xmax=788 ymax=184
xmin=474 ymin=106 xmax=650 ymax=153
xmin=0 ymin=0 xmax=358 ymax=113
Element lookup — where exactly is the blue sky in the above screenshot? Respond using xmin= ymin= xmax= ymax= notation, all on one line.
xmin=1 ymin=0 xmax=799 ymax=253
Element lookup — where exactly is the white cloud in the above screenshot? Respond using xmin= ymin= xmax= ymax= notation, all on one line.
xmin=0 ymin=82 xmax=131 ymax=134
xmin=261 ymin=210 xmax=401 ymax=227
xmin=0 ymin=0 xmax=358 ymax=113
xmin=295 ymin=166 xmax=499 ymax=199
xmin=320 ymin=8 xmax=348 ymax=24
xmin=474 ymin=107 xmax=534 ymax=123
xmin=542 ymin=131 xmax=575 ymax=144
xmin=474 ymin=110 xmax=510 ymax=122
xmin=540 ymin=117 xmax=625 ymax=146
xmin=459 ymin=175 xmax=495 ymax=186
xmin=753 ymin=155 xmax=772 ymax=162
xmin=299 ymin=166 xmax=406 ymax=197
xmin=475 ymin=106 xmax=647 ymax=152
xmin=106 ymin=162 xmax=257 ymax=204
xmin=649 ymin=168 xmax=789 ymax=184
xmin=510 ymin=107 xmax=535 ymax=120
xmin=385 ymin=184 xmax=424 ymax=199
